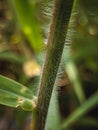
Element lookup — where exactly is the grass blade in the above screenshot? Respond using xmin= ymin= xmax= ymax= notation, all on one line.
xmin=0 ymin=75 xmax=35 ymax=111
xmin=60 ymin=91 xmax=98 ymax=129
xmin=9 ymin=0 xmax=44 ymax=52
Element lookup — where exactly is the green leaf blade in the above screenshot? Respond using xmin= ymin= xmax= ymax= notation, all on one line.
xmin=10 ymin=0 xmax=44 ymax=53
xmin=60 ymin=91 xmax=98 ymax=130
xmin=0 ymin=75 xmax=34 ymax=111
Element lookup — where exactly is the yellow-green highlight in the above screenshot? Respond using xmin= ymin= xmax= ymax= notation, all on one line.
xmin=10 ymin=0 xmax=44 ymax=53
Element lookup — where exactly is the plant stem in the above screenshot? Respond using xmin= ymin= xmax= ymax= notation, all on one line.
xmin=31 ymin=0 xmax=74 ymax=130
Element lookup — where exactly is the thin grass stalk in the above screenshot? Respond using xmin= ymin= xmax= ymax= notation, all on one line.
xmin=59 ymin=91 xmax=98 ymax=130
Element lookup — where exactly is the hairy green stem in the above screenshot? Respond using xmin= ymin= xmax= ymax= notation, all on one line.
xmin=31 ymin=0 xmax=74 ymax=130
